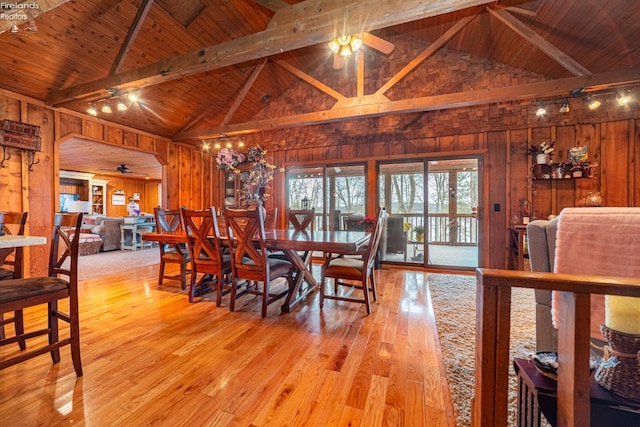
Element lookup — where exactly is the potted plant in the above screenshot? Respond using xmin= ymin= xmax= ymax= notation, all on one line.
xmin=414 ymin=225 xmax=425 ymax=242
xmin=359 ymin=216 xmax=376 ymax=231
xmin=567 ymin=159 xmax=597 ymax=178
xmin=527 ymin=141 xmax=555 ymax=164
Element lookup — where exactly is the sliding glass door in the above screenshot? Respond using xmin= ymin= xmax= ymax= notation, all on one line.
xmin=286 ymin=164 xmax=366 ymax=231
xmin=379 ymin=156 xmax=481 ymax=269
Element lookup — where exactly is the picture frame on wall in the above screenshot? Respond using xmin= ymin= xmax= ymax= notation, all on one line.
xmin=112 ymin=194 xmax=126 ymax=206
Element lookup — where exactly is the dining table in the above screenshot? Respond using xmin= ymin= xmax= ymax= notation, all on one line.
xmin=142 ymin=229 xmax=370 ymax=313
xmin=0 ymin=234 xmax=48 ymax=278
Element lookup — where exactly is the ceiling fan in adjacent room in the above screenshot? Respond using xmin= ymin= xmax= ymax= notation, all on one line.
xmin=116 ymin=164 xmax=132 ymax=174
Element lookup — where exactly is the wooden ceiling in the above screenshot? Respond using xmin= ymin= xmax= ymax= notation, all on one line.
xmin=59 ymin=137 xmax=163 ymax=180
xmin=1 ymin=0 xmax=639 ymax=146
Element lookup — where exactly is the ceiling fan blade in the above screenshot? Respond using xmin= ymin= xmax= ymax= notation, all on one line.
xmin=361 ymin=32 xmax=395 ymax=55
xmin=333 ymin=54 xmax=345 ymax=70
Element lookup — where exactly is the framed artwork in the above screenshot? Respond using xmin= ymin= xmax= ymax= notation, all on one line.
xmin=112 ymin=194 xmax=126 ymax=206
xmin=568 ymin=145 xmax=588 ymax=162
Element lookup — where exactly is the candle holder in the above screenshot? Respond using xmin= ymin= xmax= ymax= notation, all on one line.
xmin=594 ymin=324 xmax=640 ymax=402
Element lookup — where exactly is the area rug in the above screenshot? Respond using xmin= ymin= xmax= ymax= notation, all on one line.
xmin=427 ymin=273 xmax=537 ymax=426
xmin=77 ymin=247 xmax=160 ymax=280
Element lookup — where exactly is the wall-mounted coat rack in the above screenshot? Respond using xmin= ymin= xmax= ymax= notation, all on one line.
xmin=0 ymin=119 xmax=42 ymax=171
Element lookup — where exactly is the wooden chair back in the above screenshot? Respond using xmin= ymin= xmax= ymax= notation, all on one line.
xmin=224 ymin=207 xmax=269 ymax=282
xmin=363 ymin=208 xmax=386 ymax=273
xmin=154 ymin=207 xmax=183 ymax=234
xmin=264 ymin=208 xmax=278 ymax=231
xmin=0 ymin=212 xmax=83 ymax=376
xmin=0 ymin=211 xmax=28 ymax=280
xmin=49 ymin=212 xmax=83 ymax=281
xmin=288 ymin=209 xmax=315 ymax=233
xmin=181 ymin=208 xmax=225 ymax=272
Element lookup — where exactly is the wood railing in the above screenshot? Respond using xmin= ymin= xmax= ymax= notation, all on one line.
xmin=474 ymin=269 xmax=640 ymax=426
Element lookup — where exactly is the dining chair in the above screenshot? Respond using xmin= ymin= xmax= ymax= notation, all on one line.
xmin=0 ymin=212 xmax=83 ymax=376
xmin=153 ymin=207 xmax=191 ymax=290
xmin=288 ymin=208 xmax=315 ymax=233
xmin=320 ymin=208 xmax=386 ymax=314
xmin=0 ymin=211 xmax=28 ymax=350
xmin=181 ymin=207 xmax=232 ymax=305
xmin=225 ymin=207 xmax=293 ymax=317
xmin=264 ymin=208 xmax=278 ymax=230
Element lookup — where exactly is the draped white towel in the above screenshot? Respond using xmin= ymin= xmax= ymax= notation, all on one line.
xmin=552 ymin=207 xmax=640 ymax=338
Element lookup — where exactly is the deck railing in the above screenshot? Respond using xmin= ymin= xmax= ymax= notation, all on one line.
xmin=314 ymin=212 xmax=477 ymax=245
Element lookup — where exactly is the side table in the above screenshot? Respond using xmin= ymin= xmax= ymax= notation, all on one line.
xmin=513 ymin=358 xmax=640 ymax=427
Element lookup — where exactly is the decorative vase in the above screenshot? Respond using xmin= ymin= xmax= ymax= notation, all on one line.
xmin=536 ymin=153 xmax=548 ymax=164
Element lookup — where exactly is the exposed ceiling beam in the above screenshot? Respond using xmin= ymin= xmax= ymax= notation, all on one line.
xmin=173 ymin=68 xmax=640 ymax=141
xmin=222 ymin=59 xmax=268 ymax=125
xmin=487 ymin=6 xmax=592 ymax=77
xmin=46 ymin=0 xmax=496 ymax=106
xmin=0 ymin=0 xmax=71 ymax=34
xmin=274 ymin=60 xmax=346 ymax=101
xmin=253 ymin=0 xmax=289 ymax=12
xmin=110 ymin=0 xmax=155 ymax=75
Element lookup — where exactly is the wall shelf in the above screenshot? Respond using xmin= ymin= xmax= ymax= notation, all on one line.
xmin=532 ymin=163 xmax=590 ymax=180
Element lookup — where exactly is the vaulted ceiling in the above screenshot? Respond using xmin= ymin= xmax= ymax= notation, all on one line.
xmin=1 ymin=0 xmax=639 ymax=147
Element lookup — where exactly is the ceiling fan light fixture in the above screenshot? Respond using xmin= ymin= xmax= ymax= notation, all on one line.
xmin=350 ymin=36 xmax=362 ymax=52
xmin=329 ymin=34 xmax=362 ymax=58
xmin=328 ymin=40 xmax=340 ymax=54
xmin=127 ymin=93 xmax=140 ymax=103
xmin=559 ymin=99 xmax=570 ymax=114
xmin=535 ymin=101 xmax=547 ymax=117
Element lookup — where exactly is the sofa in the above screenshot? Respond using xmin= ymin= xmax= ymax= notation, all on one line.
xmin=88 ymin=217 xmax=124 ymax=251
xmin=526 ymin=218 xmax=559 ymax=352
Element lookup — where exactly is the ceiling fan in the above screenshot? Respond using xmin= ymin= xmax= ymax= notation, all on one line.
xmin=330 ymin=32 xmax=395 ymax=70
xmin=116 ymin=164 xmax=132 ymax=174
xmin=329 ymin=6 xmax=395 ymax=70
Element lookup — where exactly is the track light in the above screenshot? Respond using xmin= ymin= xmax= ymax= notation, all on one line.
xmin=587 ymin=97 xmax=601 ymax=110
xmin=559 ymin=99 xmax=570 ymax=114
xmin=117 ymin=99 xmax=128 ymax=111
xmin=617 ymin=92 xmax=631 ymax=106
xmin=101 ymin=101 xmax=112 ymax=114
xmin=87 ymin=103 xmax=98 ymax=116
xmin=9 ymin=24 xmax=19 ymax=33
xmin=535 ymin=101 xmax=547 ymax=117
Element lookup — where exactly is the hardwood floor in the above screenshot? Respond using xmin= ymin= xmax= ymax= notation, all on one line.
xmin=0 ymin=263 xmax=456 ymax=426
